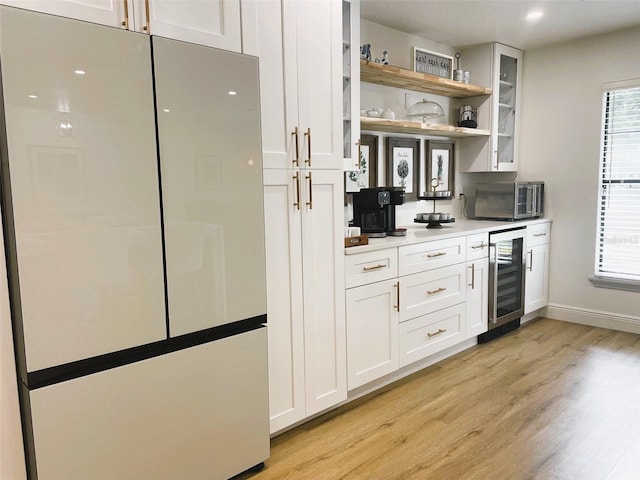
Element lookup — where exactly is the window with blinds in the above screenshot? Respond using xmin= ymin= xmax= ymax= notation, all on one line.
xmin=594 ymin=82 xmax=640 ymax=285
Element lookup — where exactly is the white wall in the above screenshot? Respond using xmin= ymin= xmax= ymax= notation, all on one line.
xmin=518 ymin=26 xmax=640 ymax=326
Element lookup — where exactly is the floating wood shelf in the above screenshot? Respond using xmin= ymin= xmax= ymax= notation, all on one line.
xmin=360 ymin=60 xmax=492 ymax=98
xmin=360 ymin=117 xmax=490 ymax=138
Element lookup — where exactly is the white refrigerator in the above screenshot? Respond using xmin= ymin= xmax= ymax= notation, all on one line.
xmin=0 ymin=6 xmax=269 ymax=479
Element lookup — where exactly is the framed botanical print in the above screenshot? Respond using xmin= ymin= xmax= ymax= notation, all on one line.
xmin=386 ymin=137 xmax=419 ymax=201
xmin=345 ymin=134 xmax=378 ymax=193
xmin=426 ymin=141 xmax=454 ymax=195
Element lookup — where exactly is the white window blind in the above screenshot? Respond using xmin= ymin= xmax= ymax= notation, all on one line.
xmin=595 ymin=83 xmax=640 ymax=283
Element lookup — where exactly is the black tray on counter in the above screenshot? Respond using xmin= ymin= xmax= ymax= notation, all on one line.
xmin=414 ymin=217 xmax=456 ymax=229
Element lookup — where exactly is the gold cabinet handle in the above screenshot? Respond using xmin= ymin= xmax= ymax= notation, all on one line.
xmin=533 ymin=232 xmax=547 ymax=237
xmin=304 ymin=128 xmax=311 ymax=166
xmin=468 ymin=263 xmax=476 ymax=289
xmin=305 ymin=172 xmax=312 ymax=209
xmin=292 ymin=127 xmax=300 ymax=166
xmin=362 ymin=264 xmax=385 ymax=272
xmin=293 ymin=173 xmax=300 ymax=210
xmin=394 ymin=282 xmax=400 ymax=312
xmin=427 ymin=252 xmax=446 ymax=258
xmin=427 ymin=287 xmax=447 ymax=295
xmin=471 ymin=242 xmax=487 ymax=250
xmin=528 ymin=249 xmax=533 ymax=271
xmin=356 ymin=140 xmax=361 ymax=169
xmin=143 ymin=0 xmax=150 ymax=32
xmin=427 ymin=328 xmax=447 ymax=338
xmin=121 ymin=0 xmax=129 ymax=28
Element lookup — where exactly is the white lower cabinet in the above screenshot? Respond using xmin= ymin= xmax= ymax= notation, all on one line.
xmin=466 ymin=232 xmax=489 ymax=336
xmin=466 ymin=257 xmax=489 ymax=336
xmin=399 ymin=303 xmax=466 ymax=367
xmin=346 ymin=279 xmax=399 ymax=389
xmin=345 ymin=234 xmax=478 ymax=390
xmin=525 ymin=223 xmax=551 ymax=314
xmin=264 ymin=168 xmax=346 ymax=433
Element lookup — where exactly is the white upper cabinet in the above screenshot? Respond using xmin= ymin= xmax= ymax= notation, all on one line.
xmin=0 ymin=0 xmax=126 ymax=26
xmin=0 ymin=0 xmax=244 ymax=52
xmin=255 ymin=0 xmax=343 ymax=170
xmin=459 ymin=43 xmax=523 ymax=172
xmin=134 ymin=0 xmax=242 ymax=52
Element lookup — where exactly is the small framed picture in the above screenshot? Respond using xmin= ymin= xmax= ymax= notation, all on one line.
xmin=386 ymin=137 xmax=419 ymax=201
xmin=426 ymin=141 xmax=454 ymax=195
xmin=412 ymin=47 xmax=453 ymax=79
xmin=345 ymin=134 xmax=378 ymax=193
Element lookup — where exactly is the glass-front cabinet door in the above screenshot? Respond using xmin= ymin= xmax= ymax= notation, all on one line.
xmin=342 ymin=0 xmax=360 ymax=171
xmin=492 ymin=44 xmax=522 ymax=171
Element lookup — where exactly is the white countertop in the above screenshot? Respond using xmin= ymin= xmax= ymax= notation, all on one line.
xmin=344 ymin=217 xmax=552 ymax=255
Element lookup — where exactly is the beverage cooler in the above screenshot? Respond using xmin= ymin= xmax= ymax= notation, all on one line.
xmin=479 ymin=227 xmax=526 ymax=343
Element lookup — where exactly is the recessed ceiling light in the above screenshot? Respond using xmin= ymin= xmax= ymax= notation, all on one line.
xmin=28 ymin=94 xmax=38 ymax=99
xmin=526 ymin=10 xmax=543 ymax=21
xmin=74 ymin=69 xmax=86 ymax=75
xmin=228 ymin=90 xmax=237 ymax=96
xmin=163 ymin=108 xmax=171 ymax=113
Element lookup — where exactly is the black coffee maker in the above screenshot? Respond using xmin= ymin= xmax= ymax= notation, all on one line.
xmin=352 ymin=187 xmax=406 ymax=237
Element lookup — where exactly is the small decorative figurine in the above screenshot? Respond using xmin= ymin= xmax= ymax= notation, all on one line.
xmin=382 ymin=50 xmax=389 ymax=65
xmin=360 ymin=44 xmax=371 ymax=62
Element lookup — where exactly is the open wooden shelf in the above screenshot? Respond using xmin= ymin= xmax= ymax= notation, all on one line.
xmin=360 ymin=117 xmax=490 ymax=138
xmin=360 ymin=60 xmax=492 ymax=98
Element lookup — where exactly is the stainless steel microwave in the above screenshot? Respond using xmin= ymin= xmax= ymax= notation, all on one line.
xmin=474 ymin=182 xmax=544 ymax=220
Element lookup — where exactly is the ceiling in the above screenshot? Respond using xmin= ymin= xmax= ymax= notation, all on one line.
xmin=360 ymin=0 xmax=640 ymax=51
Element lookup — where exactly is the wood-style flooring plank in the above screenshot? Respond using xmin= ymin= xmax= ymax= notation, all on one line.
xmin=238 ymin=319 xmax=640 ymax=480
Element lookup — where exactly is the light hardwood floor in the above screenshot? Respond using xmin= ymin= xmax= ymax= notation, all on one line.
xmin=239 ymin=318 xmax=640 ymax=480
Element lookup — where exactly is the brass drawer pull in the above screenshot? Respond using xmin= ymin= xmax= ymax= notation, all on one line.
xmin=427 ymin=287 xmax=447 ymax=295
xmin=533 ymin=232 xmax=547 ymax=237
xmin=304 ymin=128 xmax=311 ymax=166
xmin=293 ymin=172 xmax=300 ymax=210
xmin=292 ymin=127 xmax=300 ymax=166
xmin=362 ymin=264 xmax=385 ymax=272
xmin=471 ymin=242 xmax=486 ymax=250
xmin=426 ymin=252 xmax=446 ymax=258
xmin=122 ymin=0 xmax=129 ymax=28
xmin=427 ymin=328 xmax=446 ymax=338
xmin=305 ymin=172 xmax=312 ymax=209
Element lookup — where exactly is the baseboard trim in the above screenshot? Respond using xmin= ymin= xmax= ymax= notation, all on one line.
xmin=544 ymin=304 xmax=640 ymax=334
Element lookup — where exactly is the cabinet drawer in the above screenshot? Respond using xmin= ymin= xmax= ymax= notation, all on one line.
xmin=399 ymin=303 xmax=465 ymax=367
xmin=527 ymin=222 xmax=551 ymax=247
xmin=399 ymin=236 xmax=466 ymax=276
xmin=399 ymin=263 xmax=466 ymax=322
xmin=466 ymin=233 xmax=489 ymax=261
xmin=345 ymin=248 xmax=398 ymax=288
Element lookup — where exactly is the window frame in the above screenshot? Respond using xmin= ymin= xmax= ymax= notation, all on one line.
xmin=590 ymin=78 xmax=640 ymax=291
